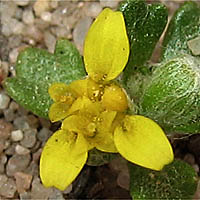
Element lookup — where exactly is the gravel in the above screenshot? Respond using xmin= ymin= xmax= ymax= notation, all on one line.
xmin=0 ymin=0 xmax=199 ymax=199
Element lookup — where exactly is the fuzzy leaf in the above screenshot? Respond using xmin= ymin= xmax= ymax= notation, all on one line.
xmin=129 ymin=160 xmax=198 ymax=199
xmin=4 ymin=39 xmax=86 ymax=119
xmin=119 ymin=0 xmax=168 ymax=68
xmin=139 ymin=55 xmax=200 ymax=134
xmin=162 ymin=1 xmax=200 ymax=60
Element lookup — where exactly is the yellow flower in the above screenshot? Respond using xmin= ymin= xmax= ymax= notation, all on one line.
xmin=40 ymin=8 xmax=174 ymax=191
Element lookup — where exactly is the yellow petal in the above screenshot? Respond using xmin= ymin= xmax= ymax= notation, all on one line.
xmin=62 ymin=115 xmax=87 ymax=133
xmin=114 ymin=115 xmax=174 ymax=171
xmin=95 ymin=111 xmax=118 ymax=153
xmin=84 ymin=8 xmax=129 ymax=82
xmin=102 ymin=84 xmax=128 ymax=112
xmin=48 ymin=83 xmax=72 ymax=102
xmin=68 ymin=79 xmax=88 ymax=97
xmin=49 ymin=102 xmax=70 ymax=122
xmin=40 ymin=130 xmax=88 ymax=191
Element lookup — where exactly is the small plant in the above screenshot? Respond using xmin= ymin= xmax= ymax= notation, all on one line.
xmin=4 ymin=0 xmax=199 ymax=199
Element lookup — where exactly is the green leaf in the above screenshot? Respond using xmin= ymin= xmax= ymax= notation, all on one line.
xmin=139 ymin=55 xmax=200 ymax=134
xmin=129 ymin=160 xmax=198 ymax=199
xmin=119 ymin=0 xmax=168 ymax=68
xmin=162 ymin=1 xmax=200 ymax=60
xmin=4 ymin=39 xmax=86 ymax=119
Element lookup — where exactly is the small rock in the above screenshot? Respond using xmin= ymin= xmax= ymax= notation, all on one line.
xmin=23 ymin=25 xmax=43 ymax=42
xmin=33 ymin=148 xmax=42 ymax=162
xmin=31 ymin=177 xmax=53 ymax=199
xmin=24 ymin=161 xmax=39 ymax=177
xmin=0 ymin=92 xmax=10 ymax=109
xmin=0 ymin=177 xmax=17 ymax=198
xmin=44 ymin=31 xmax=56 ymax=53
xmin=100 ymin=0 xmax=120 ymax=8
xmin=5 ymin=143 xmax=16 ymax=156
xmin=26 ymin=115 xmax=39 ymax=129
xmin=192 ymin=164 xmax=199 ymax=173
xmin=14 ymin=172 xmax=32 ymax=193
xmin=39 ymin=118 xmax=51 ymax=129
xmin=9 ymin=47 xmax=20 ymax=63
xmin=37 ymin=127 xmax=52 ymax=143
xmin=41 ymin=11 xmax=52 ymax=22
xmin=0 ymin=139 xmax=5 ymax=154
xmin=187 ymin=36 xmax=200 ymax=56
xmin=73 ymin=16 xmax=93 ymax=54
xmin=22 ymin=9 xmax=35 ymax=24
xmin=20 ymin=128 xmax=37 ymax=148
xmin=19 ymin=191 xmax=31 ymax=200
xmin=33 ymin=0 xmax=50 ymax=17
xmin=85 ymin=2 xmax=102 ymax=18
xmin=0 ymin=154 xmax=7 ymax=173
xmin=11 ymin=130 xmax=24 ymax=142
xmin=117 ymin=171 xmax=130 ymax=190
xmin=9 ymin=101 xmax=19 ymax=111
xmin=13 ymin=21 xmax=25 ymax=35
xmin=0 ymin=119 xmax=13 ymax=139
xmin=6 ymin=154 xmax=31 ymax=177
xmin=3 ymin=108 xmax=16 ymax=122
xmin=13 ymin=0 xmax=30 ymax=6
xmin=184 ymin=153 xmax=195 ymax=165
xmin=49 ymin=188 xmax=64 ymax=200
xmin=51 ymin=26 xmax=70 ymax=38
xmin=63 ymin=184 xmax=73 ymax=194
xmin=14 ymin=116 xmax=30 ymax=131
xmin=15 ymin=144 xmax=30 ymax=155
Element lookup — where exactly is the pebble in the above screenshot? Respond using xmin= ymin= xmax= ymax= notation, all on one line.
xmin=9 ymin=101 xmax=19 ymax=111
xmin=31 ymin=177 xmax=53 ymax=199
xmin=0 ymin=92 xmax=10 ymax=109
xmin=117 ymin=171 xmax=130 ymax=190
xmin=0 ymin=61 xmax=9 ymax=81
xmin=100 ymin=0 xmax=120 ymax=8
xmin=183 ymin=153 xmax=195 ymax=165
xmin=41 ymin=11 xmax=52 ymax=22
xmin=13 ymin=0 xmax=30 ymax=6
xmin=0 ymin=176 xmax=17 ymax=198
xmin=3 ymin=108 xmax=16 ymax=122
xmin=0 ymin=140 xmax=5 ymax=154
xmin=51 ymin=26 xmax=70 ymax=38
xmin=33 ymin=0 xmax=50 ymax=17
xmin=8 ymin=35 xmax=23 ymax=49
xmin=5 ymin=143 xmax=16 ymax=156
xmin=9 ymin=47 xmax=19 ymax=63
xmin=20 ymin=128 xmax=37 ymax=148
xmin=22 ymin=9 xmax=35 ymax=25
xmin=0 ymin=154 xmax=7 ymax=173
xmin=192 ymin=164 xmax=199 ymax=173
xmin=15 ymin=144 xmax=30 ymax=155
xmin=44 ymin=31 xmax=56 ymax=53
xmin=23 ymin=25 xmax=43 ymax=42
xmin=73 ymin=16 xmax=93 ymax=53
xmin=14 ymin=172 xmax=32 ymax=193
xmin=20 ymin=191 xmax=31 ymax=199
xmin=37 ymin=127 xmax=52 ymax=143
xmin=0 ymin=119 xmax=13 ymax=140
xmin=49 ymin=188 xmax=65 ymax=200
xmin=6 ymin=154 xmax=31 ymax=177
xmin=14 ymin=116 xmax=30 ymax=131
xmin=85 ymin=2 xmax=102 ymax=18
xmin=13 ymin=21 xmax=25 ymax=35
xmin=11 ymin=130 xmax=24 ymax=142
xmin=26 ymin=115 xmax=39 ymax=129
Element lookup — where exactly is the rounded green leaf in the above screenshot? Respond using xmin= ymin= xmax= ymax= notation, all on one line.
xmin=129 ymin=160 xmax=198 ymax=199
xmin=4 ymin=39 xmax=86 ymax=119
